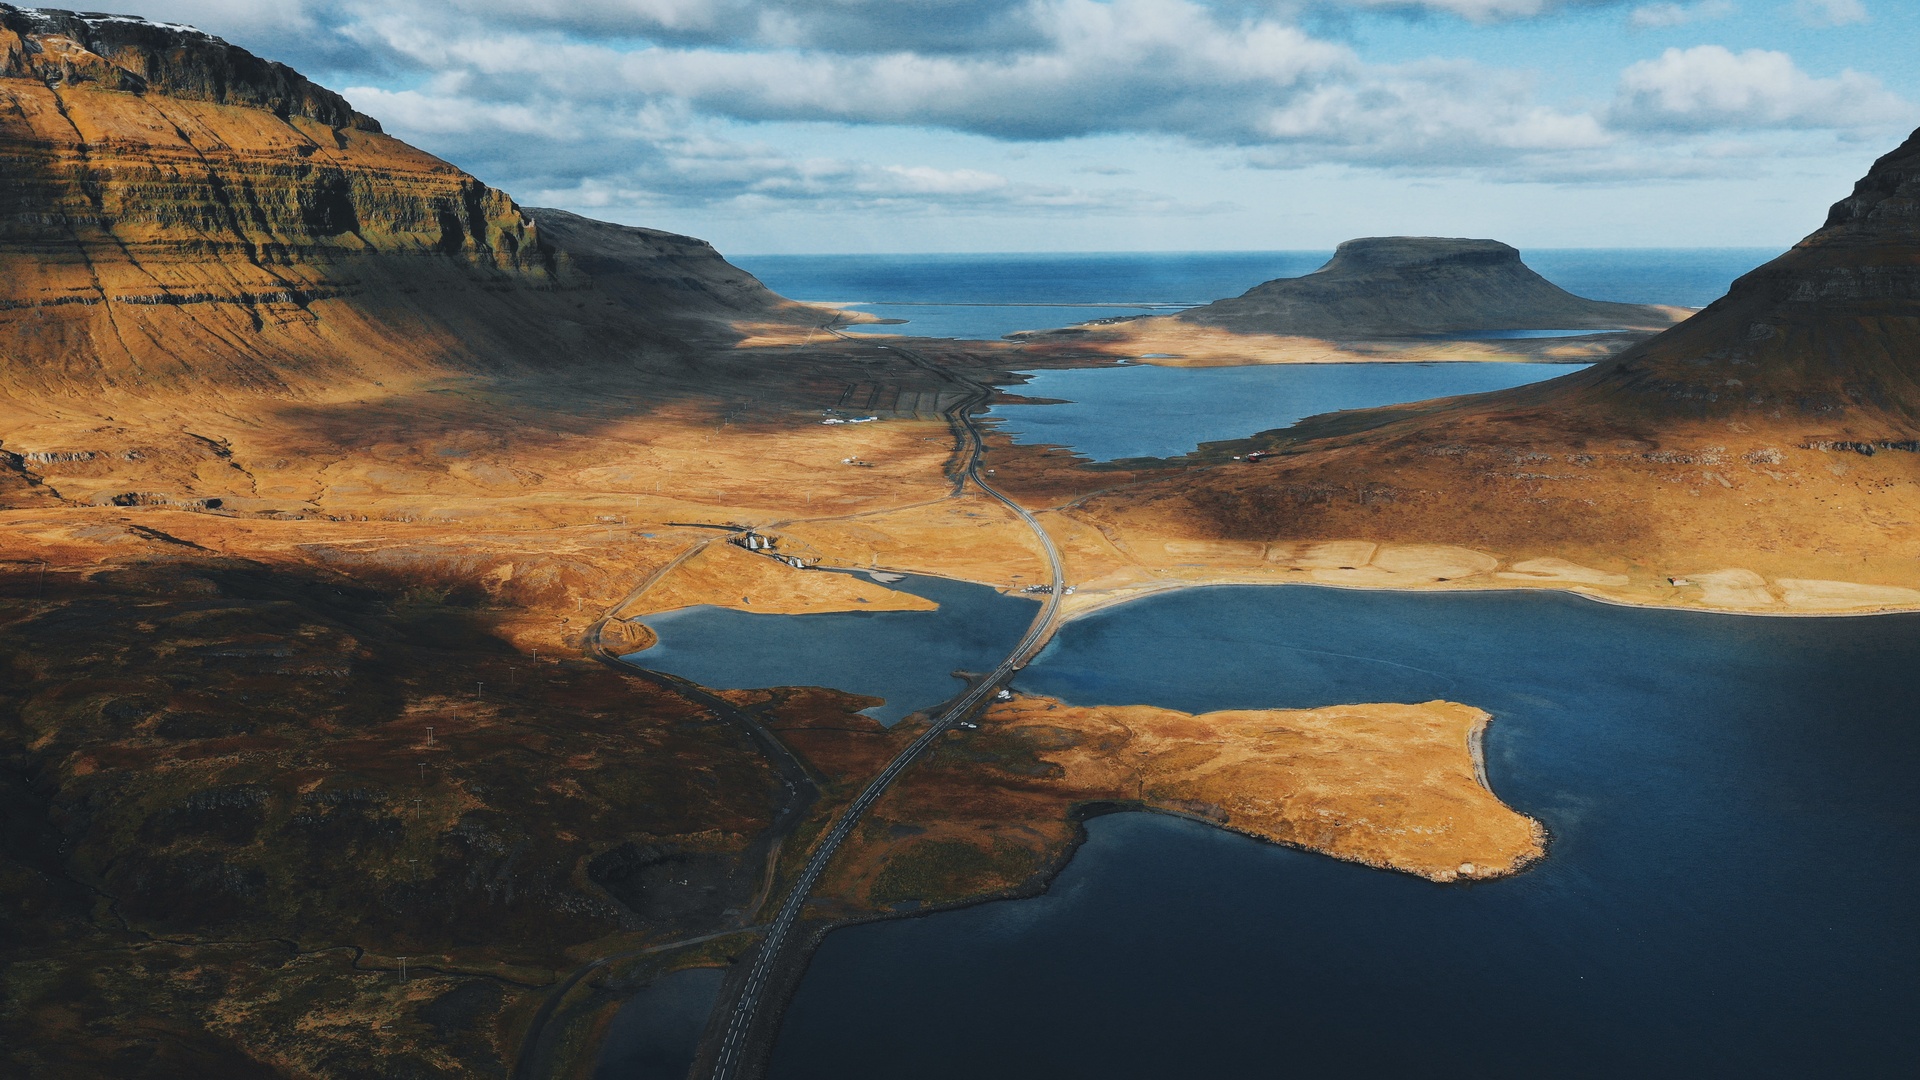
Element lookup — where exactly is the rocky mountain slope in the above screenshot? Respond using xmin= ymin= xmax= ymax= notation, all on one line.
xmin=1176 ymin=236 xmax=1684 ymax=337
xmin=1515 ymin=128 xmax=1920 ymax=429
xmin=0 ymin=4 xmax=825 ymax=400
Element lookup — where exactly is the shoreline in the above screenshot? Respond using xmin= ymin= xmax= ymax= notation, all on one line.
xmin=675 ymin=792 xmax=1551 ymax=1075
xmin=1467 ymin=711 xmax=1491 ymax=791
xmin=1049 ymin=573 xmax=1920 ymax=624
xmin=621 ymin=551 xmax=1920 ymax=631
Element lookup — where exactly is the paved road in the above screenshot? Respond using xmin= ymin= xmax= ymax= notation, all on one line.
xmin=706 ymin=341 xmax=1066 ymax=1080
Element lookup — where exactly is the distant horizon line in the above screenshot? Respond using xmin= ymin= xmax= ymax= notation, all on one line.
xmin=724 ymin=245 xmax=1791 ymax=259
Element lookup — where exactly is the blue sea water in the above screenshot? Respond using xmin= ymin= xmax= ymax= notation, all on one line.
xmin=768 ymin=587 xmax=1920 ymax=1079
xmin=731 ymin=249 xmax=1783 ymax=340
xmin=984 ymin=361 xmax=1584 ymax=461
xmin=625 ymin=573 xmax=1036 ymax=725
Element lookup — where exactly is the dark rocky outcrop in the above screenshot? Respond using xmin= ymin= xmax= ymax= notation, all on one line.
xmin=1177 ymin=236 xmax=1682 ymax=337
xmin=527 ymin=208 xmax=815 ymax=325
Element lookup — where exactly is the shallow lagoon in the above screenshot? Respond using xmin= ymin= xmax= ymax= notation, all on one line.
xmin=625 ymin=573 xmax=1036 ymax=725
xmin=985 ymin=361 xmax=1585 ymax=461
xmin=769 ymin=586 xmax=1920 ymax=1078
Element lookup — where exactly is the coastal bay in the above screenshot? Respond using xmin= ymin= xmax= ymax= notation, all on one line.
xmin=768 ymin=585 xmax=1920 ymax=1079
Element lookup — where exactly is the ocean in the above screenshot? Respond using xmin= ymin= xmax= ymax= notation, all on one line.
xmin=730 ymin=249 xmax=1785 ymax=340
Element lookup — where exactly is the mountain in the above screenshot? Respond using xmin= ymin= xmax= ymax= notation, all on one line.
xmin=0 ymin=5 xmax=825 ymax=400
xmin=1516 ymin=128 xmax=1920 ymax=430
xmin=1175 ymin=236 xmax=1684 ymax=337
xmin=1074 ymin=128 xmax=1920 ymax=607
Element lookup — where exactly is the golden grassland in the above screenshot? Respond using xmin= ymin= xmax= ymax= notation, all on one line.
xmin=6 ymin=48 xmax=1917 ymax=1079
xmin=1010 ymin=313 xmax=1686 ymax=367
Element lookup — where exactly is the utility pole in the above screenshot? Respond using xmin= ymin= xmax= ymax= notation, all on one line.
xmin=425 ymin=725 xmax=433 ymax=745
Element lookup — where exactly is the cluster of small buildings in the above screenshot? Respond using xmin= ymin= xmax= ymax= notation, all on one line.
xmin=729 ymin=530 xmax=816 ymax=569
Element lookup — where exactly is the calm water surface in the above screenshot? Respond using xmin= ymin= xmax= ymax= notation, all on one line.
xmin=986 ymin=361 xmax=1585 ymax=461
xmin=770 ymin=587 xmax=1920 ymax=1078
xmin=625 ymin=573 xmax=1035 ymax=724
xmin=732 ymin=249 xmax=1782 ymax=339
xmin=592 ymin=967 xmax=724 ymax=1080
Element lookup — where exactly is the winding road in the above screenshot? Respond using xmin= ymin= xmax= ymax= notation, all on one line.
xmin=512 ymin=336 xmax=1064 ymax=1080
xmin=704 ymin=340 xmax=1066 ymax=1080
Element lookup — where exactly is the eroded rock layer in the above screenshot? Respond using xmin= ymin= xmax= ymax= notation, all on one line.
xmin=0 ymin=6 xmax=818 ymax=397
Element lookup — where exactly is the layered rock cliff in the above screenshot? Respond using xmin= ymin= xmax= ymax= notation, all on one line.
xmin=1177 ymin=236 xmax=1682 ymax=337
xmin=0 ymin=6 xmax=820 ymax=397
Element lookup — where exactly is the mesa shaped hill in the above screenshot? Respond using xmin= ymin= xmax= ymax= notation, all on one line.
xmin=1070 ymin=128 xmax=1920 ymax=605
xmin=0 ymin=5 xmax=827 ymax=399
xmin=1175 ymin=236 xmax=1684 ymax=337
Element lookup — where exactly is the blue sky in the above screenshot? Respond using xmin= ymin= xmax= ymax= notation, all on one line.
xmin=111 ymin=1 xmax=1920 ymax=252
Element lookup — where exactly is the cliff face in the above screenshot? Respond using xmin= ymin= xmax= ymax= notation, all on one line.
xmin=0 ymin=5 xmax=377 ymax=128
xmin=1177 ymin=236 xmax=1682 ymax=337
xmin=0 ymin=6 xmax=817 ymax=397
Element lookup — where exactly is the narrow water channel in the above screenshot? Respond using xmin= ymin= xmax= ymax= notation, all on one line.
xmin=984 ymin=361 xmax=1586 ymax=461
xmin=626 ymin=573 xmax=1036 ymax=724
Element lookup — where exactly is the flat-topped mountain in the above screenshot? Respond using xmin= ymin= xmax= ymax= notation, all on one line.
xmin=1176 ymin=236 xmax=1684 ymax=337
xmin=0 ymin=6 xmax=826 ymax=398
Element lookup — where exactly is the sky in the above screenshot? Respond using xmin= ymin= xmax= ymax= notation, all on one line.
xmin=97 ymin=1 xmax=1920 ymax=253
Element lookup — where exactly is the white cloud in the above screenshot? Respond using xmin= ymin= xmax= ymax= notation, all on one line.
xmin=1629 ymin=1 xmax=1736 ymax=28
xmin=562 ymin=0 xmax=1363 ymax=143
xmin=346 ymin=84 xmax=1220 ymax=218
xmin=340 ymin=0 xmax=1613 ymax=173
xmin=86 ymin=0 xmax=1917 ymax=232
xmin=1331 ymin=0 xmax=1555 ymax=20
xmin=1792 ymin=0 xmax=1868 ymax=26
xmin=1611 ymin=45 xmax=1910 ymax=132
